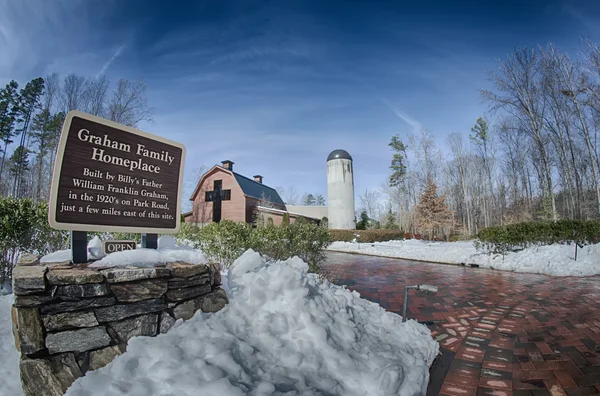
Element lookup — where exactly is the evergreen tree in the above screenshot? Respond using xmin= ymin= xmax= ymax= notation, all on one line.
xmin=30 ymin=110 xmax=65 ymax=200
xmin=0 ymin=81 xmax=20 ymax=187
xmin=356 ymin=210 xmax=369 ymax=230
xmin=315 ymin=194 xmax=325 ymax=205
xmin=303 ymin=193 xmax=316 ymax=205
xmin=13 ymin=77 xmax=44 ymax=197
xmin=384 ymin=207 xmax=399 ymax=229
xmin=282 ymin=212 xmax=290 ymax=226
xmin=8 ymin=146 xmax=30 ymax=197
xmin=389 ymin=134 xmax=408 ymax=188
xmin=415 ymin=176 xmax=454 ymax=239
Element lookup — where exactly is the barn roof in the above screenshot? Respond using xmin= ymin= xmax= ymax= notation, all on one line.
xmin=232 ymin=172 xmax=285 ymax=206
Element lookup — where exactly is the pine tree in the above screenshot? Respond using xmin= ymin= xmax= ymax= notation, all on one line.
xmin=8 ymin=146 xmax=30 ymax=197
xmin=315 ymin=194 xmax=325 ymax=205
xmin=384 ymin=207 xmax=399 ymax=229
xmin=303 ymin=193 xmax=316 ymax=205
xmin=13 ymin=77 xmax=44 ymax=197
xmin=356 ymin=210 xmax=369 ymax=230
xmin=389 ymin=134 xmax=408 ymax=188
xmin=30 ymin=110 xmax=65 ymax=200
xmin=415 ymin=176 xmax=454 ymax=239
xmin=0 ymin=81 xmax=20 ymax=188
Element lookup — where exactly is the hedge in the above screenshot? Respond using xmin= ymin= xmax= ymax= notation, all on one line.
xmin=177 ymin=220 xmax=331 ymax=272
xmin=476 ymin=219 xmax=600 ymax=254
xmin=329 ymin=229 xmax=405 ymax=243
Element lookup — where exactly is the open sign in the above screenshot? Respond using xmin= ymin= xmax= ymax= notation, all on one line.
xmin=102 ymin=240 xmax=137 ymax=254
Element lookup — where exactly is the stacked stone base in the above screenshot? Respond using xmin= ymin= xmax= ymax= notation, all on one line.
xmin=12 ymin=256 xmax=228 ymax=396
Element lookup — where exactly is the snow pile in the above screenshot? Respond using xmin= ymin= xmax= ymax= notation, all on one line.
xmin=66 ymin=249 xmax=438 ymax=396
xmin=328 ymin=239 xmax=600 ymax=277
xmin=40 ymin=236 xmax=208 ymax=269
xmin=0 ymin=295 xmax=22 ymax=396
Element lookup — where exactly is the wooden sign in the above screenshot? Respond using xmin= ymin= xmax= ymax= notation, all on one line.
xmin=48 ymin=110 xmax=186 ymax=234
xmin=102 ymin=240 xmax=137 ymax=254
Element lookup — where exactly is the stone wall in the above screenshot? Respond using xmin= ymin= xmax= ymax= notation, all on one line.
xmin=11 ymin=255 xmax=228 ymax=396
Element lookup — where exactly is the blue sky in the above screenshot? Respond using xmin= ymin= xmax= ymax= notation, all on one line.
xmin=1 ymin=0 xmax=599 ymax=204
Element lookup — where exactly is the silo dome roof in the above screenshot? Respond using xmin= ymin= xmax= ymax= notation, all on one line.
xmin=327 ymin=149 xmax=353 ymax=162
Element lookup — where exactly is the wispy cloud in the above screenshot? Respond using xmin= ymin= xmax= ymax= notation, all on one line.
xmin=98 ymin=44 xmax=126 ymax=77
xmin=377 ymin=97 xmax=423 ymax=134
xmin=563 ymin=5 xmax=600 ymax=39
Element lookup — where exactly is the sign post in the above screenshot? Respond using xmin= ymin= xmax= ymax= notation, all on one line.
xmin=141 ymin=233 xmax=158 ymax=249
xmin=71 ymin=231 xmax=88 ymax=264
xmin=48 ymin=110 xmax=186 ymax=262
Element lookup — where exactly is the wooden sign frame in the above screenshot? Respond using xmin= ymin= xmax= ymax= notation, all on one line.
xmin=48 ymin=110 xmax=186 ymax=234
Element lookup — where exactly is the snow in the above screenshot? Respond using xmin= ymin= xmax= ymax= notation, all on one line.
xmin=0 ymin=294 xmax=22 ymax=396
xmin=40 ymin=249 xmax=72 ymax=263
xmin=40 ymin=236 xmax=207 ymax=269
xmin=64 ymin=250 xmax=438 ymax=396
xmin=328 ymin=239 xmax=600 ymax=277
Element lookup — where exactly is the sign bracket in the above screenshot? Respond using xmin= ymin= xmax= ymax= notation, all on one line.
xmin=71 ymin=231 xmax=88 ymax=264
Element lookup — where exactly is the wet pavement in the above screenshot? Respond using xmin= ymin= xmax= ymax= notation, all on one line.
xmin=321 ymin=252 xmax=600 ymax=396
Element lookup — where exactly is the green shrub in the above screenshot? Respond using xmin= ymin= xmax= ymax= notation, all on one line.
xmin=329 ymin=229 xmax=405 ymax=243
xmin=176 ymin=220 xmax=331 ymax=272
xmin=176 ymin=222 xmax=203 ymax=248
xmin=194 ymin=221 xmax=255 ymax=267
xmin=320 ymin=216 xmax=328 ymax=228
xmin=0 ymin=198 xmax=69 ymax=285
xmin=476 ymin=219 xmax=600 ymax=254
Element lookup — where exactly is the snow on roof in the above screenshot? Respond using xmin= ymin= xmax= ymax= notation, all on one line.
xmin=57 ymin=249 xmax=438 ymax=395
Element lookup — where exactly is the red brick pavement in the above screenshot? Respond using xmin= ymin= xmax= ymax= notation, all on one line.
xmin=321 ymin=252 xmax=600 ymax=396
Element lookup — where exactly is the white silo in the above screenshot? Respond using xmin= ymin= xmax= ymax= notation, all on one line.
xmin=327 ymin=149 xmax=356 ymax=229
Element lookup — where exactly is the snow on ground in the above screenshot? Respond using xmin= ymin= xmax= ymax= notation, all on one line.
xmin=0 ymin=294 xmax=23 ymax=396
xmin=40 ymin=236 xmax=208 ymax=269
xmin=328 ymin=239 xmax=600 ymax=277
xmin=65 ymin=249 xmax=438 ymax=396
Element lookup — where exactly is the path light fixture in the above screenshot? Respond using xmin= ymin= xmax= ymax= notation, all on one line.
xmin=353 ymin=233 xmax=360 ymax=249
xmin=402 ymin=284 xmax=438 ymax=323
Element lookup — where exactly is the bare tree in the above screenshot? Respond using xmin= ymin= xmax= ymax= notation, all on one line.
xmin=85 ymin=75 xmax=110 ymax=117
xmin=481 ymin=48 xmax=558 ymax=220
xmin=107 ymin=79 xmax=153 ymax=127
xmin=43 ymin=73 xmax=60 ymax=113
xmin=447 ymin=132 xmax=473 ymax=234
xmin=61 ymin=73 xmax=89 ymax=113
xmin=410 ymin=127 xmax=441 ymax=185
xmin=542 ymin=45 xmax=600 ymax=216
xmin=276 ymin=185 xmax=299 ymax=205
xmin=359 ymin=188 xmax=381 ymax=221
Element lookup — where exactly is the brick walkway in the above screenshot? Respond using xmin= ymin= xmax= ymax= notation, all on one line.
xmin=321 ymin=252 xmax=600 ymax=396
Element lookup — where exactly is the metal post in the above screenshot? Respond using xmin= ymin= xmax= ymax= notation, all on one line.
xmin=402 ymin=285 xmax=414 ymax=322
xmin=71 ymin=231 xmax=88 ymax=264
xmin=141 ymin=233 xmax=158 ymax=249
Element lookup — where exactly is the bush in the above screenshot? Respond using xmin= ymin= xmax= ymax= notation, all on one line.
xmin=196 ymin=221 xmax=255 ymax=267
xmin=476 ymin=219 xmax=600 ymax=254
xmin=0 ymin=198 xmax=69 ymax=286
xmin=329 ymin=229 xmax=405 ymax=243
xmin=178 ymin=220 xmax=331 ymax=272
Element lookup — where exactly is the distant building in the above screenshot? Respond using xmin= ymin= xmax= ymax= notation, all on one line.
xmin=285 ymin=205 xmax=328 ymax=221
xmin=184 ymin=160 xmax=320 ymax=226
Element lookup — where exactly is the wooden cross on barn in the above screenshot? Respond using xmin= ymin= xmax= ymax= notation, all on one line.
xmin=205 ymin=180 xmax=231 ymax=222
